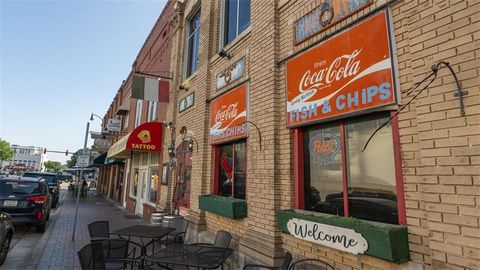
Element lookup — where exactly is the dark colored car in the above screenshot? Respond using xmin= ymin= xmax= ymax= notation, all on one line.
xmin=0 ymin=177 xmax=52 ymax=232
xmin=0 ymin=211 xmax=14 ymax=265
xmin=23 ymin=172 xmax=60 ymax=208
xmin=57 ymin=173 xmax=74 ymax=183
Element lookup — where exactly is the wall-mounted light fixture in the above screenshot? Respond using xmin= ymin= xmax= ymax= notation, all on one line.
xmin=218 ymin=49 xmax=233 ymax=59
xmin=178 ymin=85 xmax=189 ymax=91
xmin=164 ymin=121 xmax=176 ymax=168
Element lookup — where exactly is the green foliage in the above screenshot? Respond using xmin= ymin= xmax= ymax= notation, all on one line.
xmin=0 ymin=139 xmax=14 ymax=162
xmin=44 ymin=161 xmax=62 ymax=172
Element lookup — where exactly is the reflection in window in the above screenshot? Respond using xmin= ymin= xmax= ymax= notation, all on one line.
xmin=218 ymin=140 xmax=246 ymax=199
xmin=149 ymin=168 xmax=158 ymax=203
xmin=223 ymin=0 xmax=250 ymax=46
xmin=186 ymin=9 xmax=201 ymax=77
xmin=132 ymin=169 xmax=139 ymax=197
xmin=304 ymin=112 xmax=399 ymax=224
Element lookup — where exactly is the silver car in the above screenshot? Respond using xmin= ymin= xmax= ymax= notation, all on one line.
xmin=0 ymin=211 xmax=14 ymax=266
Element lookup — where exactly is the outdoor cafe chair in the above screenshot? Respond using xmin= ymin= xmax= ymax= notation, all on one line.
xmin=289 ymin=259 xmax=335 ymax=270
xmin=77 ymin=242 xmax=106 ymax=270
xmin=243 ymin=252 xmax=292 ymax=270
xmin=97 ymin=238 xmax=142 ymax=270
xmin=88 ymin=221 xmax=111 ymax=242
xmin=193 ymin=230 xmax=232 ymax=248
xmin=156 ymin=217 xmax=190 ymax=246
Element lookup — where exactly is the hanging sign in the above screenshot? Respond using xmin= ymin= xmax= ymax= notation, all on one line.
xmin=209 ymin=83 xmax=248 ymax=144
xmin=107 ymin=118 xmax=122 ymax=132
xmin=286 ymin=11 xmax=396 ymax=127
xmin=216 ymin=58 xmax=245 ymax=90
xmin=287 ymin=218 xmax=368 ymax=255
xmin=294 ymin=0 xmax=372 ymax=44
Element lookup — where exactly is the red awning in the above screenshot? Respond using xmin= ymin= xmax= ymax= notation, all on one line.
xmin=107 ymin=122 xmax=164 ymax=158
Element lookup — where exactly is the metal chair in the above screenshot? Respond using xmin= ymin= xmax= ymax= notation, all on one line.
xmin=97 ymin=239 xmax=142 ymax=270
xmin=77 ymin=242 xmax=106 ymax=270
xmin=289 ymin=259 xmax=335 ymax=270
xmin=213 ymin=230 xmax=232 ymax=248
xmin=243 ymin=252 xmax=292 ymax=270
xmin=156 ymin=217 xmax=190 ymax=246
xmin=88 ymin=221 xmax=110 ymax=242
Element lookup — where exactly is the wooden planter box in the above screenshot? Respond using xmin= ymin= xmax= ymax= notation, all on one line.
xmin=277 ymin=209 xmax=409 ymax=263
xmin=199 ymin=195 xmax=246 ymax=219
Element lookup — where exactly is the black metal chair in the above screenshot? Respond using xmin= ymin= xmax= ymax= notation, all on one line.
xmin=77 ymin=242 xmax=106 ymax=270
xmin=243 ymin=252 xmax=292 ymax=270
xmin=88 ymin=221 xmax=111 ymax=242
xmin=156 ymin=218 xmax=190 ymax=246
xmin=289 ymin=259 xmax=335 ymax=270
xmin=213 ymin=230 xmax=232 ymax=248
xmin=97 ymin=239 xmax=142 ymax=270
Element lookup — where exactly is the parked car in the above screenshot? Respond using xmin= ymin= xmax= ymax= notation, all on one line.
xmin=0 ymin=177 xmax=52 ymax=232
xmin=23 ymin=172 xmax=60 ymax=208
xmin=57 ymin=173 xmax=74 ymax=183
xmin=0 ymin=211 xmax=14 ymax=266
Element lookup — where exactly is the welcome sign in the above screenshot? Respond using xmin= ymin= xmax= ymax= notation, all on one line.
xmin=210 ymin=83 xmax=248 ymax=144
xmin=286 ymin=11 xmax=396 ymax=127
xmin=287 ymin=218 xmax=368 ymax=255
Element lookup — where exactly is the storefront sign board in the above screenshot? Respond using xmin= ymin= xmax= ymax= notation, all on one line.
xmin=209 ymin=83 xmax=248 ymax=144
xmin=287 ymin=218 xmax=368 ymax=255
xmin=107 ymin=118 xmax=122 ymax=132
xmin=216 ymin=58 xmax=245 ymax=90
xmin=286 ymin=11 xmax=396 ymax=127
xmin=294 ymin=0 xmax=372 ymax=44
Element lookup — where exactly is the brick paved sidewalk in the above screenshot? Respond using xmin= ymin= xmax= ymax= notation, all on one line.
xmin=8 ymin=190 xmax=146 ymax=270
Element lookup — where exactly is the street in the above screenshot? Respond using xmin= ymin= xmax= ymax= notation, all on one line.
xmin=2 ymin=183 xmax=145 ymax=270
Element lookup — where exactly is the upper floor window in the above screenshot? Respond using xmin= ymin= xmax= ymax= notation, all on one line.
xmin=221 ymin=0 xmax=250 ymax=47
xmin=135 ymin=100 xmax=143 ymax=127
xmin=186 ymin=8 xmax=201 ymax=78
xmin=147 ymin=101 xmax=158 ymax=122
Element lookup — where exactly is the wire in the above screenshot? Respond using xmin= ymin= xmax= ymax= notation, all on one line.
xmin=361 ymin=65 xmax=443 ymax=152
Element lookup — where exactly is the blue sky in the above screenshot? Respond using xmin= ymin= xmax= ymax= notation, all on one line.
xmin=1 ymin=0 xmax=167 ymax=163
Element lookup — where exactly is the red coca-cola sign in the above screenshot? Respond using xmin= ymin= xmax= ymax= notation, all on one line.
xmin=286 ymin=11 xmax=397 ymax=127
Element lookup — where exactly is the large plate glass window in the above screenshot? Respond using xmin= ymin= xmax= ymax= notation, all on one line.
xmin=304 ymin=112 xmax=398 ymax=224
xmin=186 ymin=8 xmax=201 ymax=78
xmin=222 ymin=0 xmax=250 ymax=47
xmin=148 ymin=167 xmax=158 ymax=203
xmin=217 ymin=140 xmax=246 ymax=199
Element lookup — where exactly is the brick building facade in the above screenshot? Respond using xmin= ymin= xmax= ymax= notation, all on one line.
xmin=97 ymin=0 xmax=479 ymax=269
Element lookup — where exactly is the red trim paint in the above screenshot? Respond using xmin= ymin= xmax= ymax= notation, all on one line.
xmin=293 ymin=129 xmax=304 ymax=209
xmin=212 ymin=146 xmax=220 ymax=195
xmin=339 ymin=121 xmax=349 ymax=217
xmin=391 ymin=111 xmax=407 ymax=225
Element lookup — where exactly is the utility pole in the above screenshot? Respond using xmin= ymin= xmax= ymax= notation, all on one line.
xmin=72 ymin=122 xmax=90 ymax=241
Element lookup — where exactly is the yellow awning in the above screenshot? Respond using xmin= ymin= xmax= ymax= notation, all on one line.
xmin=106 ymin=132 xmax=131 ymax=158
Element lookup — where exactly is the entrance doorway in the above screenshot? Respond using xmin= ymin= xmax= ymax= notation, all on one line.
xmin=172 ymin=141 xmax=192 ymax=215
xmin=135 ymin=169 xmax=147 ymax=215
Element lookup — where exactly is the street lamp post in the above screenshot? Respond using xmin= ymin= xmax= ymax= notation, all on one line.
xmin=72 ymin=121 xmax=90 ymax=241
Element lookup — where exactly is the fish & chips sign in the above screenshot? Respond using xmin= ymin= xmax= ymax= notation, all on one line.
xmin=210 ymin=83 xmax=248 ymax=144
xmin=286 ymin=11 xmax=397 ymax=127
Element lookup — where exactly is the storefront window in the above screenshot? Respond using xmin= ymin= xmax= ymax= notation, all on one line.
xmin=149 ymin=167 xmax=158 ymax=203
xmin=217 ymin=140 xmax=246 ymax=199
xmin=131 ymin=169 xmax=139 ymax=197
xmin=303 ymin=112 xmax=399 ymax=224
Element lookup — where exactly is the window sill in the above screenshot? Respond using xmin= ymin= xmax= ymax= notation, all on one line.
xmin=211 ymin=26 xmax=252 ymax=65
xmin=143 ymin=202 xmax=156 ymax=208
xmin=276 ymin=209 xmax=409 ymax=263
xmin=198 ymin=195 xmax=246 ymax=219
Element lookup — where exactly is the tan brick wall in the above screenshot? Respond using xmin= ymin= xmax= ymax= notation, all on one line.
xmin=161 ymin=0 xmax=480 ymax=269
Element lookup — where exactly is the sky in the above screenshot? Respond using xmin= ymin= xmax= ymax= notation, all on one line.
xmin=0 ymin=0 xmax=167 ymax=164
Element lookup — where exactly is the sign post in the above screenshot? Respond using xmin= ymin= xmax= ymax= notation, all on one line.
xmin=72 ymin=122 xmax=90 ymax=241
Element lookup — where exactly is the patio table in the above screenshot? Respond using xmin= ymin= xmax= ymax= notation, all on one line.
xmin=111 ymin=225 xmax=175 ymax=262
xmin=144 ymin=243 xmax=233 ymax=270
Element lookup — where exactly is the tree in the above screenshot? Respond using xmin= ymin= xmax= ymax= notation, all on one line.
xmin=44 ymin=161 xmax=62 ymax=172
xmin=0 ymin=139 xmax=14 ymax=163
xmin=66 ymin=148 xmax=90 ymax=168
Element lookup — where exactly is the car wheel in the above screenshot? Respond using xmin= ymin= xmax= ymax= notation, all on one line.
xmin=36 ymin=222 xmax=47 ymax=233
xmin=0 ymin=232 xmax=12 ymax=266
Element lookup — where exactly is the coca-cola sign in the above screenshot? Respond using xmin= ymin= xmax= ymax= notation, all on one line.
xmin=210 ymin=83 xmax=248 ymax=144
xmin=286 ymin=11 xmax=397 ymax=127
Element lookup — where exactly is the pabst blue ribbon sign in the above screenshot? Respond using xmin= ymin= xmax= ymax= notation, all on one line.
xmin=210 ymin=83 xmax=248 ymax=144
xmin=286 ymin=11 xmax=396 ymax=127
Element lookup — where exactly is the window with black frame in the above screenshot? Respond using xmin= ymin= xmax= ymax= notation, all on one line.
xmin=222 ymin=0 xmax=250 ymax=47
xmin=217 ymin=140 xmax=246 ymax=199
xmin=304 ymin=112 xmax=399 ymax=224
xmin=186 ymin=8 xmax=201 ymax=78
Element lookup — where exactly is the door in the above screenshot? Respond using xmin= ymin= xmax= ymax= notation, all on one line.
xmin=135 ymin=169 xmax=147 ymax=215
xmin=172 ymin=141 xmax=192 ymax=215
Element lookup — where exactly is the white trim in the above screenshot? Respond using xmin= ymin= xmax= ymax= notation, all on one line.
xmin=135 ymin=100 xmax=143 ymax=127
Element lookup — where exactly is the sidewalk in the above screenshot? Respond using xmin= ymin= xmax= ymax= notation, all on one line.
xmin=4 ymin=189 xmax=146 ymax=270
